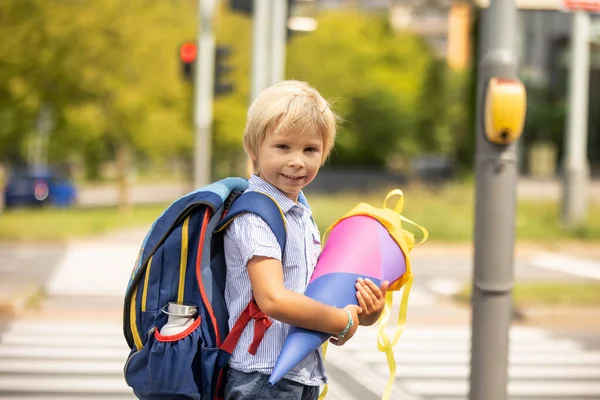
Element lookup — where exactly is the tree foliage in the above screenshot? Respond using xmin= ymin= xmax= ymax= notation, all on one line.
xmin=0 ymin=0 xmax=196 ymax=172
xmin=0 ymin=2 xmax=472 ymax=179
xmin=286 ymin=11 xmax=448 ymax=167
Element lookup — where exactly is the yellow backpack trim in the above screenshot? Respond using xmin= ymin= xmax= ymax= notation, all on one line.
xmin=141 ymin=256 xmax=153 ymax=312
xmin=130 ymin=285 xmax=143 ymax=351
xmin=177 ymin=216 xmax=191 ymax=303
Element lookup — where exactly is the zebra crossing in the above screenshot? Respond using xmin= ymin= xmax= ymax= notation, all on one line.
xmin=0 ymin=320 xmax=135 ymax=399
xmin=1 ymin=303 xmax=598 ymax=399
xmin=0 ymin=318 xmax=367 ymax=400
xmin=324 ymin=323 xmax=600 ymax=400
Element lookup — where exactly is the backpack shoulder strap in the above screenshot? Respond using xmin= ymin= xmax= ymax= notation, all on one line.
xmin=215 ymin=191 xmax=286 ymax=253
xmin=214 ymin=191 xmax=286 ymax=356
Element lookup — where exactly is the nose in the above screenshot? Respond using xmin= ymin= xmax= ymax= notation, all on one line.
xmin=288 ymin=152 xmax=305 ymax=169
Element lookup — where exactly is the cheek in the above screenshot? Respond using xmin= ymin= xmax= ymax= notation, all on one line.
xmin=306 ymin=157 xmax=321 ymax=175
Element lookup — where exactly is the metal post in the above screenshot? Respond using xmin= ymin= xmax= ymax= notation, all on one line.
xmin=194 ymin=0 xmax=218 ymax=189
xmin=470 ymin=0 xmax=520 ymax=399
xmin=251 ymin=0 xmax=272 ymax=101
xmin=562 ymin=10 xmax=591 ymax=227
xmin=270 ymin=0 xmax=288 ymax=85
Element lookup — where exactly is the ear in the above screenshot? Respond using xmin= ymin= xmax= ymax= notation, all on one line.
xmin=248 ymin=149 xmax=258 ymax=162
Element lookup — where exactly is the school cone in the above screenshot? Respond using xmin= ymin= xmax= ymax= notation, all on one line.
xmin=268 ymin=210 xmax=412 ymax=385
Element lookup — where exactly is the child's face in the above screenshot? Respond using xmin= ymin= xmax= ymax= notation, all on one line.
xmin=252 ymin=129 xmax=324 ymax=202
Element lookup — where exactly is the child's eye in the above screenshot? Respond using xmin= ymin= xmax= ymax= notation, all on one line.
xmin=305 ymin=147 xmax=319 ymax=153
xmin=275 ymin=144 xmax=289 ymax=150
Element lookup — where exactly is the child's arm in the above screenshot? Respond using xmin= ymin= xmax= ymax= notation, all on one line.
xmin=248 ymin=255 xmax=361 ymax=337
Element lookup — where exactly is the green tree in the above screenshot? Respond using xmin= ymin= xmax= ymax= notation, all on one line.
xmin=0 ymin=0 xmax=197 ymax=208
xmin=286 ymin=11 xmax=435 ymax=168
xmin=416 ymin=59 xmax=470 ymax=158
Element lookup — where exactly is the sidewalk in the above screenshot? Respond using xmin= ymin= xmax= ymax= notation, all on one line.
xmin=0 ymin=228 xmax=147 ymax=321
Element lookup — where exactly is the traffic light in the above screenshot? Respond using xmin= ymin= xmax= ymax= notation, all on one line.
xmin=179 ymin=41 xmax=197 ymax=82
xmin=214 ymin=46 xmax=234 ymax=96
xmin=178 ymin=42 xmax=234 ymax=96
xmin=229 ymin=0 xmax=252 ymax=14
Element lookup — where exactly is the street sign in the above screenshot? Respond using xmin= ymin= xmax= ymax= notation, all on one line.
xmin=475 ymin=0 xmax=599 ymax=10
xmin=474 ymin=0 xmax=563 ymax=10
xmin=562 ymin=0 xmax=600 ymax=12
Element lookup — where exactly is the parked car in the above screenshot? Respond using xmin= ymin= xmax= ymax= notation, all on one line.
xmin=412 ymin=154 xmax=456 ymax=185
xmin=3 ymin=169 xmax=77 ymax=209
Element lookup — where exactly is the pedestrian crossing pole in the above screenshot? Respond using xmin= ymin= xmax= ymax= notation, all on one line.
xmin=470 ymin=0 xmax=527 ymax=398
xmin=562 ymin=6 xmax=593 ymax=227
xmin=194 ymin=0 xmax=218 ymax=189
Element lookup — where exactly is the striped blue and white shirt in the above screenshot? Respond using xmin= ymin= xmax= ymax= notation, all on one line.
xmin=224 ymin=174 xmax=326 ymax=386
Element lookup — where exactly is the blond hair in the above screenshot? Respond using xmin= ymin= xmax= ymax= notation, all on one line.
xmin=243 ymin=80 xmax=338 ymax=173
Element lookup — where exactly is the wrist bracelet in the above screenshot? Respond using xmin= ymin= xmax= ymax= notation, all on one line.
xmin=337 ymin=308 xmax=354 ymax=339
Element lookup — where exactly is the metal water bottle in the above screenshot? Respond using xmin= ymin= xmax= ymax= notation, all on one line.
xmin=159 ymin=302 xmax=197 ymax=336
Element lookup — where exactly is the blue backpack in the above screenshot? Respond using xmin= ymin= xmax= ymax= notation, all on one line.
xmin=123 ymin=177 xmax=286 ymax=399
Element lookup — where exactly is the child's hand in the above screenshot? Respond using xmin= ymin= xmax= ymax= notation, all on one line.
xmin=329 ymin=305 xmax=361 ymax=346
xmin=356 ymin=278 xmax=389 ymax=326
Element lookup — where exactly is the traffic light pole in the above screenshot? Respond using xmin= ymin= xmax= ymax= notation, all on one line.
xmin=251 ymin=0 xmax=271 ymax=101
xmin=470 ymin=0 xmax=520 ymax=399
xmin=194 ymin=0 xmax=218 ymax=189
xmin=562 ymin=10 xmax=591 ymax=227
xmin=270 ymin=0 xmax=288 ymax=84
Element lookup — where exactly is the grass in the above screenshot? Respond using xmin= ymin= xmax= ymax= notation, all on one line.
xmin=309 ymin=183 xmax=600 ymax=243
xmin=0 ymin=204 xmax=167 ymax=242
xmin=453 ymin=282 xmax=600 ymax=307
xmin=1 ymin=182 xmax=599 ymax=243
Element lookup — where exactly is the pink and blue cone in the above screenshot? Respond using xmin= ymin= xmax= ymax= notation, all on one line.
xmin=268 ymin=215 xmax=407 ymax=385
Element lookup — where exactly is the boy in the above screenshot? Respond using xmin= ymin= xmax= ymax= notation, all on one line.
xmin=224 ymin=80 xmax=388 ymax=400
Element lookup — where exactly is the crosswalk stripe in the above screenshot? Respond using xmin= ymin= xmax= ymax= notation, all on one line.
xmin=0 ymin=347 xmax=127 ymax=361
xmin=343 ymin=338 xmax=582 ymax=353
xmin=376 ymin=364 xmax=600 ymax=379
xmin=347 ymin=326 xmax=552 ymax=341
xmin=0 ymin=359 xmax=125 ymax=375
xmin=355 ymin=349 xmax=600 ymax=365
xmin=531 ymin=252 xmax=600 ymax=281
xmin=404 ymin=379 xmax=600 ymax=397
xmin=7 ymin=322 xmax=123 ymax=335
xmin=1 ymin=334 xmax=128 ymax=348
xmin=0 ymin=376 xmax=131 ymax=394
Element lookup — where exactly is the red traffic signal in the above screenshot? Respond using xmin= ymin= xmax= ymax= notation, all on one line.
xmin=179 ymin=42 xmax=198 ymax=63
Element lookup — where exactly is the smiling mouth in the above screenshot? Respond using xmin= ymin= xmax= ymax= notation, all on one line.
xmin=282 ymin=174 xmax=305 ymax=180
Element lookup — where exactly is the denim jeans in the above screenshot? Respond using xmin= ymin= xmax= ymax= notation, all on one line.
xmin=224 ymin=368 xmax=320 ymax=400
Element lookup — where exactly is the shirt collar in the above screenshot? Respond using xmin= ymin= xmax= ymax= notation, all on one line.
xmin=248 ymin=174 xmax=311 ymax=215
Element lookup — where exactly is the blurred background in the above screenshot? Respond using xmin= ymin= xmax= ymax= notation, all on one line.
xmin=0 ymin=0 xmax=599 ymax=399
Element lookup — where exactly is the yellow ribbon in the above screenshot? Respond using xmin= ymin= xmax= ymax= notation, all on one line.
xmin=319 ymin=190 xmax=428 ymax=400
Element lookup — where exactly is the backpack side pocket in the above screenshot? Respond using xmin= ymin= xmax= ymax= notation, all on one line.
xmin=125 ymin=318 xmax=203 ymax=400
